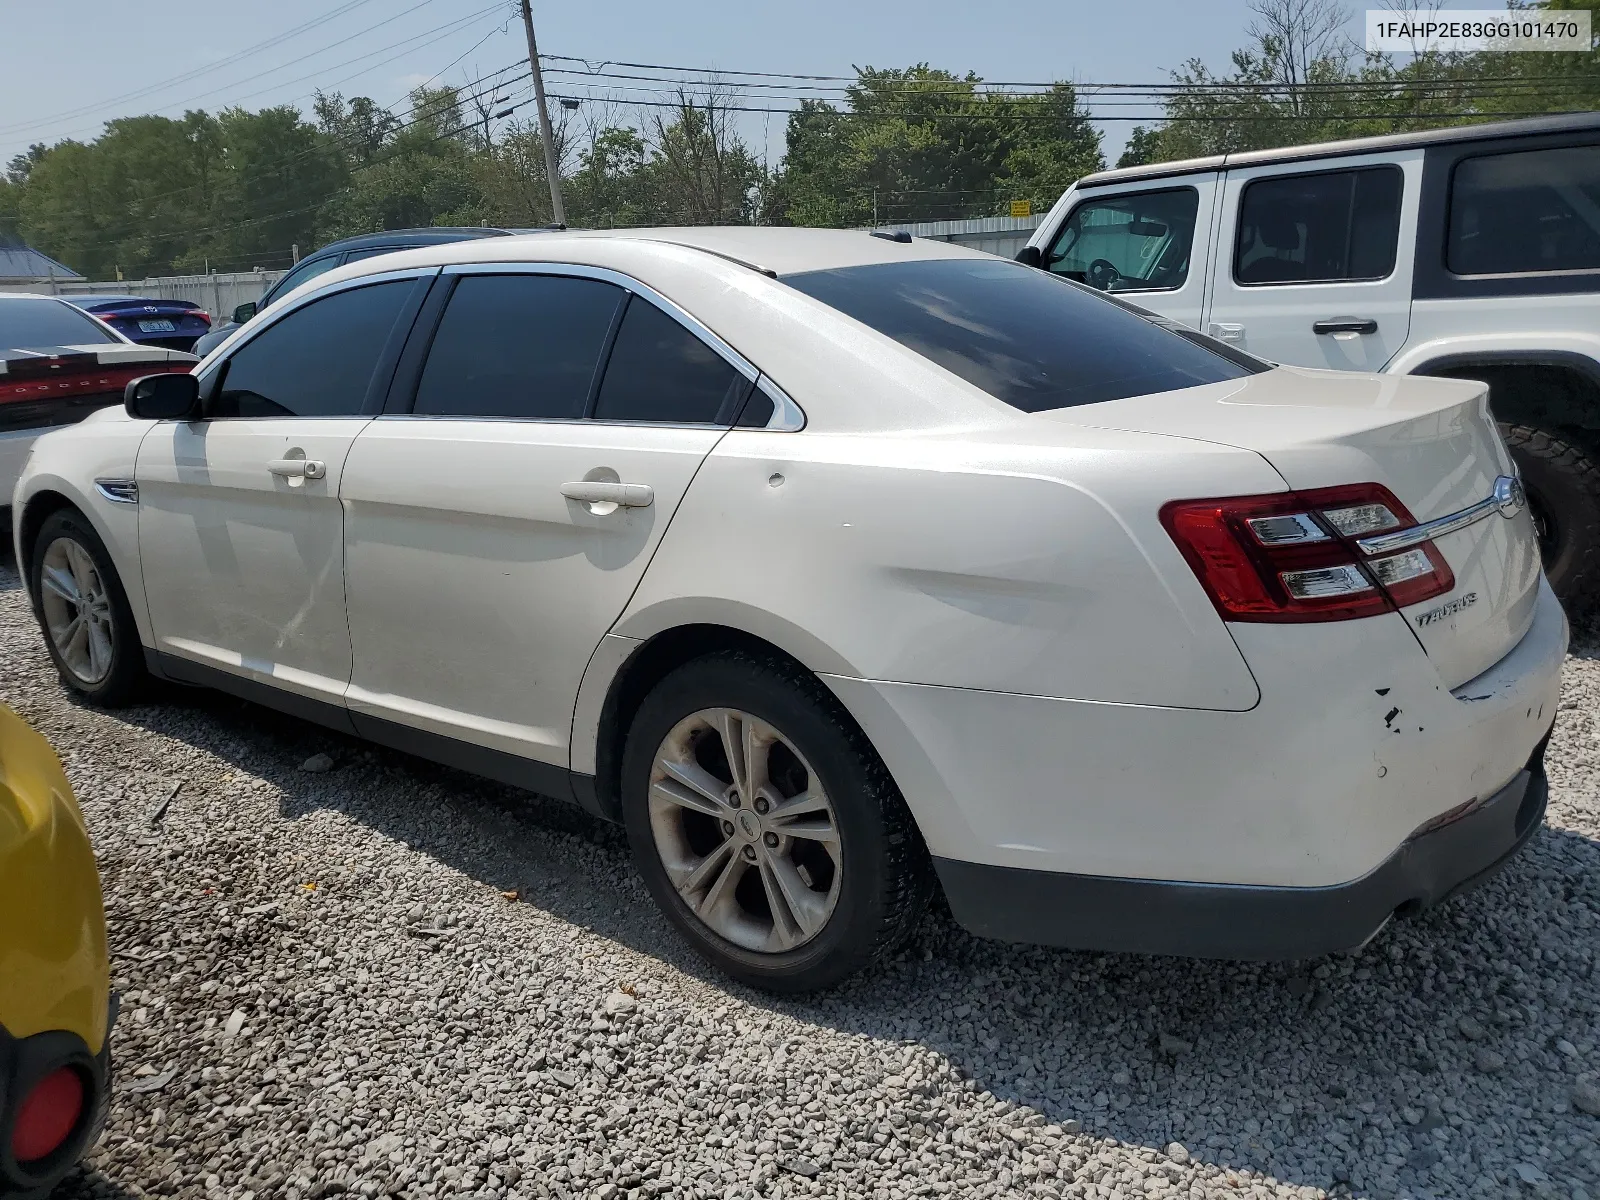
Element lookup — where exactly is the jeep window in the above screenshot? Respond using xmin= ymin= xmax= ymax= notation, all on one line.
xmin=1234 ymin=166 xmax=1403 ymax=285
xmin=1046 ymin=187 xmax=1199 ymax=293
xmin=1447 ymin=144 xmax=1600 ymax=276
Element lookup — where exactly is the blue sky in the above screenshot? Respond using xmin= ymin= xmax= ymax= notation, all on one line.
xmin=0 ymin=0 xmax=1277 ymax=171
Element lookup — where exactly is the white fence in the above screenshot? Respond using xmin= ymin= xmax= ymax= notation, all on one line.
xmin=875 ymin=214 xmax=1047 ymax=258
xmin=0 ymin=270 xmax=287 ymax=317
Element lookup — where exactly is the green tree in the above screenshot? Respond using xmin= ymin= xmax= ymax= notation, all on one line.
xmin=1124 ymin=0 xmax=1599 ymax=166
xmin=773 ymin=65 xmax=1103 ymax=226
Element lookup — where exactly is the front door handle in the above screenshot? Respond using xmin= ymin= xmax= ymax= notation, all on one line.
xmin=1312 ymin=318 xmax=1378 ymax=336
xmin=1207 ymin=322 xmax=1245 ymax=344
xmin=560 ymin=481 xmax=654 ymax=508
xmin=268 ymin=458 xmax=325 ymax=480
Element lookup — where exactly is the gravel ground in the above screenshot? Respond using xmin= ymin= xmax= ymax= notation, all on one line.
xmin=1 ymin=546 xmax=1597 ymax=1200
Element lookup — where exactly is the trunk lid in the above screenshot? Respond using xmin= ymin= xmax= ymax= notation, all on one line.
xmin=1055 ymin=366 xmax=1543 ymax=688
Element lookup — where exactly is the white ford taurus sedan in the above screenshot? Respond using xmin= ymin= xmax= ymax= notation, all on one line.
xmin=11 ymin=228 xmax=1567 ymax=992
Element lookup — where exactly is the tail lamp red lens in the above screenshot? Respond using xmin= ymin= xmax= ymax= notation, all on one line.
xmin=0 ymin=361 xmax=191 ymax=407
xmin=11 ymin=1066 xmax=85 ymax=1163
xmin=1161 ymin=483 xmax=1455 ymax=623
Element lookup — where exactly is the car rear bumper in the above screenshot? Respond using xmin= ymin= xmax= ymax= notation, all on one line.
xmin=827 ymin=577 xmax=1567 ymax=891
xmin=0 ymin=1007 xmax=112 ymax=1197
xmin=932 ymin=736 xmax=1550 ymax=958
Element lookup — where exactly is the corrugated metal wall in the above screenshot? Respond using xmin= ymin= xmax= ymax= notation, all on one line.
xmin=874 ymin=215 xmax=1046 ymax=258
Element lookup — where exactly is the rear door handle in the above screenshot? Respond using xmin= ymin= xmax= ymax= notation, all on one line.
xmin=560 ymin=481 xmax=654 ymax=508
xmin=1207 ymin=322 xmax=1245 ymax=344
xmin=1312 ymin=318 xmax=1378 ymax=335
xmin=268 ymin=457 xmax=325 ymax=479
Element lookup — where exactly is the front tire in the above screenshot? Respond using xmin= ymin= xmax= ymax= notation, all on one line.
xmin=620 ymin=651 xmax=932 ymax=993
xmin=1501 ymin=424 xmax=1600 ymax=606
xmin=29 ymin=509 xmax=146 ymax=706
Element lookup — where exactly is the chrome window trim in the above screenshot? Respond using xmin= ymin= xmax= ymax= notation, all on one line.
xmin=1356 ymin=475 xmax=1525 ymax=556
xmin=94 ymin=478 xmax=139 ymax=505
xmin=754 ymin=374 xmax=806 ymax=432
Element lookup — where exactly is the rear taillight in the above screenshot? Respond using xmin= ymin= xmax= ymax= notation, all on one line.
xmin=0 ymin=361 xmax=190 ymax=406
xmin=11 ymin=1067 xmax=84 ymax=1162
xmin=1161 ymin=483 xmax=1455 ymax=623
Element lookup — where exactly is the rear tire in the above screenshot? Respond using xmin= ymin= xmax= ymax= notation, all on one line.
xmin=1500 ymin=424 xmax=1600 ymax=607
xmin=29 ymin=509 xmax=146 ymax=706
xmin=620 ymin=650 xmax=932 ymax=993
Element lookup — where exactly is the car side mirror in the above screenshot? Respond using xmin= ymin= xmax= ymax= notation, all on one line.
xmin=1014 ymin=245 xmax=1043 ymax=269
xmin=125 ymin=372 xmax=200 ymax=421
xmin=232 ymin=300 xmax=258 ymax=323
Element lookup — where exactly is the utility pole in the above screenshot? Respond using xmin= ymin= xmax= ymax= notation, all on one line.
xmin=519 ymin=0 xmax=566 ymax=227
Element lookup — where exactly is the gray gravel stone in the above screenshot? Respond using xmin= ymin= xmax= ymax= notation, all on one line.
xmin=1573 ymin=1080 xmax=1600 ymax=1116
xmin=4 ymin=554 xmax=1598 ymax=1200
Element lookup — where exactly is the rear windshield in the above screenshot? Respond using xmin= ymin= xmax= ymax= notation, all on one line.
xmin=782 ymin=257 xmax=1265 ymax=411
xmin=1 ymin=298 xmax=118 ymax=349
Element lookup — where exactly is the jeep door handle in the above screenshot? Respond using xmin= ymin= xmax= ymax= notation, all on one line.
xmin=1312 ymin=318 xmax=1378 ymax=336
xmin=268 ymin=458 xmax=325 ymax=480
xmin=560 ymin=481 xmax=654 ymax=508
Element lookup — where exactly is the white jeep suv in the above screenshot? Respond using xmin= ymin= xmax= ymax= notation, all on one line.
xmin=1023 ymin=111 xmax=1600 ymax=605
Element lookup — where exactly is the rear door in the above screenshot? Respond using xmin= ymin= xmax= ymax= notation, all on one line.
xmin=340 ymin=265 xmax=748 ymax=768
xmin=1038 ymin=175 xmax=1220 ymax=330
xmin=1205 ymin=150 xmax=1420 ymax=370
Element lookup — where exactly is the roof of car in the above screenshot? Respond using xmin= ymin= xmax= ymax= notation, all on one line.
xmin=65 ymin=294 xmax=198 ymax=307
xmin=306 ymin=226 xmax=527 ymax=259
xmin=1077 ymin=109 xmax=1600 ymax=189
xmin=363 ymin=226 xmax=994 ymax=280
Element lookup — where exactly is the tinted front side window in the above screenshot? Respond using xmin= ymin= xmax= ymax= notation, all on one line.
xmin=1047 ymin=187 xmax=1199 ymax=293
xmin=1448 ymin=144 xmax=1600 ymax=276
xmin=2 ymin=298 xmax=117 ymax=347
xmin=783 ymin=258 xmax=1262 ymax=412
xmin=593 ymin=297 xmax=745 ymax=424
xmin=1235 ymin=167 xmax=1403 ymax=285
xmin=414 ymin=274 xmax=624 ymax=419
xmin=214 ymin=280 xmax=412 ymax=419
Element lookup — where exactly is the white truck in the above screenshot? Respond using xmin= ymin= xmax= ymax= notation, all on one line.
xmin=1020 ymin=111 xmax=1600 ymax=605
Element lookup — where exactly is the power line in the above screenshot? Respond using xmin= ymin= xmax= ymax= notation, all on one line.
xmin=33 ymin=64 xmax=532 ymax=237
xmin=544 ymin=90 xmax=1588 ymax=123
xmin=7 ymin=0 xmax=495 ymax=154
xmin=0 ymin=0 xmax=385 ymax=139
xmin=537 ymin=53 xmax=1592 ymax=93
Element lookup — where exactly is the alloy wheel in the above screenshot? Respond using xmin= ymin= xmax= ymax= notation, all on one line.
xmin=38 ymin=536 xmax=116 ymax=686
xmin=647 ymin=708 xmax=842 ymax=953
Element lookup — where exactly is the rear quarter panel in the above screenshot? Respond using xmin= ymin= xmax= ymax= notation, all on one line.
xmin=615 ymin=425 xmax=1282 ymax=711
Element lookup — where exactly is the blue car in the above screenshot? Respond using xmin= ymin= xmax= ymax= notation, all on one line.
xmin=65 ymin=295 xmax=212 ymax=353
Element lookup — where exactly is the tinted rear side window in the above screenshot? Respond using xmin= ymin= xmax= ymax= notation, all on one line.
xmin=1 ymin=298 xmax=118 ymax=348
xmin=414 ymin=274 xmax=625 ymax=419
xmin=1448 ymin=144 xmax=1600 ymax=276
xmin=593 ymin=297 xmax=746 ymax=423
xmin=1235 ymin=167 xmax=1403 ymax=285
xmin=782 ymin=258 xmax=1262 ymax=412
xmin=215 ymin=280 xmax=412 ymax=419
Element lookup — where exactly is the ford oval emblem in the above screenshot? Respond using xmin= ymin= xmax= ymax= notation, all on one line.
xmin=1493 ymin=474 xmax=1526 ymax=518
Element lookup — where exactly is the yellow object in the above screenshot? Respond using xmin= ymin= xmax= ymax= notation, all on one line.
xmin=1010 ymin=199 xmax=1032 ymax=218
xmin=0 ymin=704 xmax=109 ymax=1054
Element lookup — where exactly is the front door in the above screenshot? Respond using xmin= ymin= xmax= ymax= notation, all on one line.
xmin=1038 ymin=174 xmax=1221 ymax=330
xmin=341 ymin=269 xmax=746 ymax=768
xmin=136 ymin=277 xmax=423 ymax=709
xmin=1204 ymin=150 xmax=1421 ymax=370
